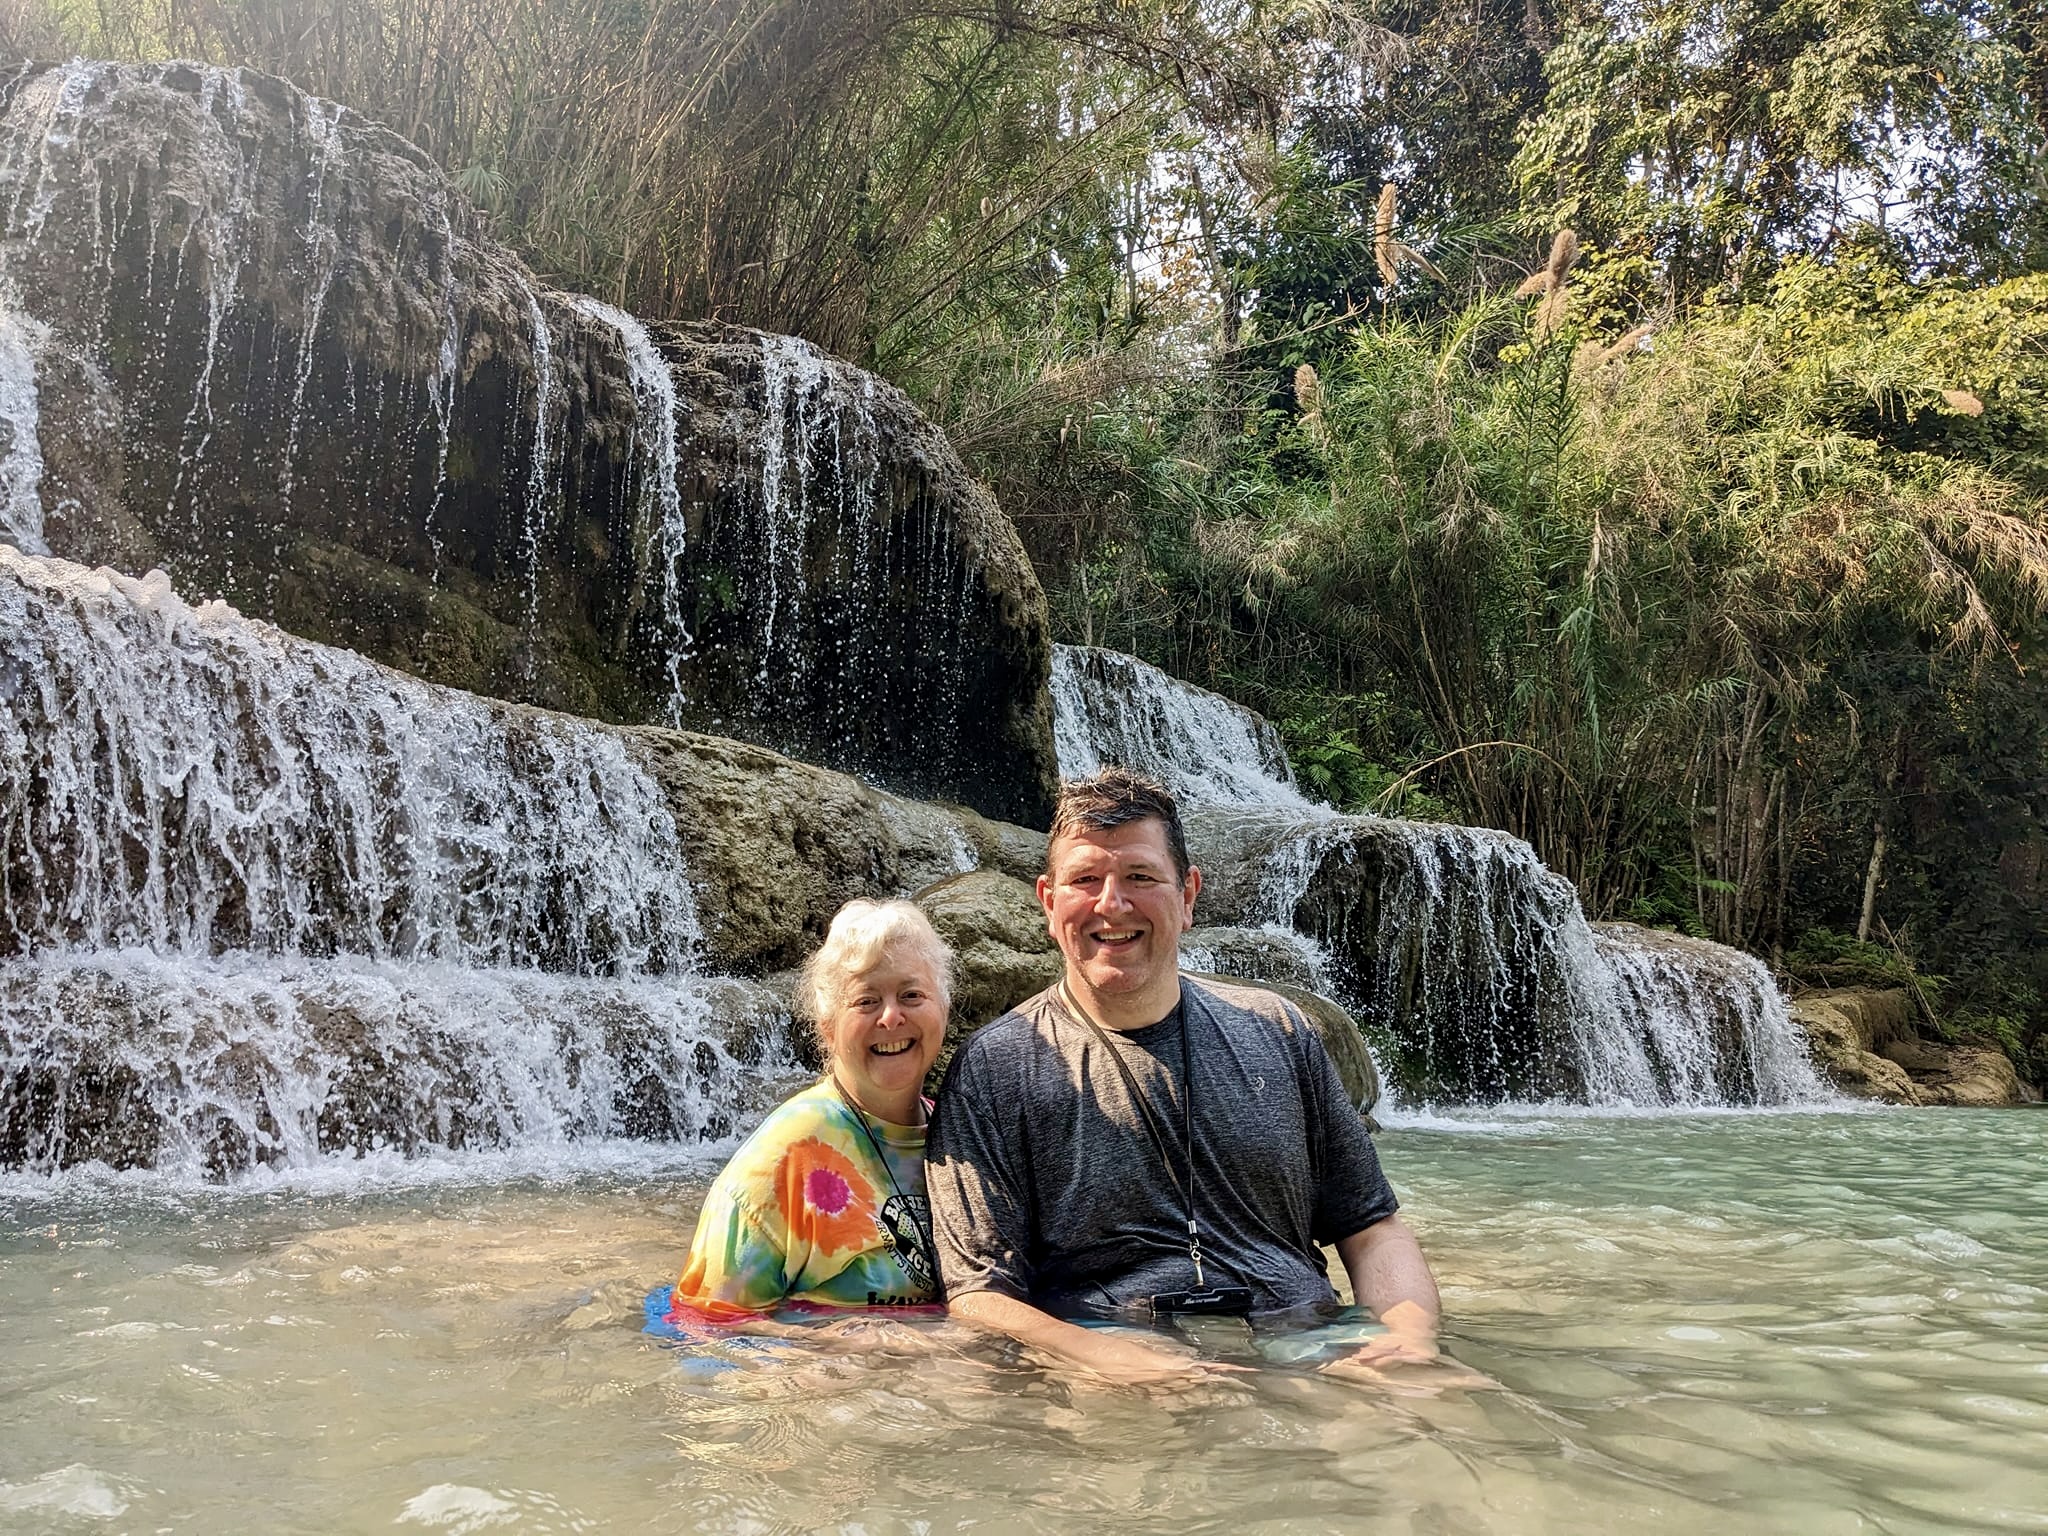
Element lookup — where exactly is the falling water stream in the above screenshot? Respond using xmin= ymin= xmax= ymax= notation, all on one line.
xmin=0 ymin=546 xmax=795 ymax=1176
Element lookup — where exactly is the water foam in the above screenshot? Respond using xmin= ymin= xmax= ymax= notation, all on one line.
xmin=0 ymin=545 xmax=698 ymax=970
xmin=1051 ymin=644 xmax=1313 ymax=809
xmin=0 ymin=547 xmax=803 ymax=1176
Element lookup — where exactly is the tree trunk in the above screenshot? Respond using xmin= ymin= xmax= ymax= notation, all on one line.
xmin=1856 ymin=817 xmax=1888 ymax=944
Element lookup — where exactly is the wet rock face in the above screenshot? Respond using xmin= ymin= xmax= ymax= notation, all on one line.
xmin=913 ymin=869 xmax=1062 ymax=1063
xmin=0 ymin=60 xmax=1055 ymax=825
xmin=633 ymin=730 xmax=1046 ymax=978
xmin=1187 ymin=810 xmax=1582 ymax=1103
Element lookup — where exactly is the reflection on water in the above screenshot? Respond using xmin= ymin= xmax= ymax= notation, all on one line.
xmin=2 ymin=1111 xmax=2044 ymax=1533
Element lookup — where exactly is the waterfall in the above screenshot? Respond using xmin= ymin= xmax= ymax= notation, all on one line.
xmin=1051 ymin=645 xmax=1312 ymax=810
xmin=707 ymin=327 xmax=980 ymax=775
xmin=0 ymin=547 xmax=796 ymax=1175
xmin=1592 ymin=923 xmax=1827 ymax=1106
xmin=1052 ymin=646 xmax=1829 ymax=1107
xmin=569 ymin=296 xmax=689 ymax=719
xmin=0 ymin=305 xmax=46 ymax=553
xmin=277 ymin=97 xmax=347 ymax=517
xmin=0 ymin=952 xmax=788 ymax=1177
xmin=519 ymin=276 xmax=559 ymax=655
xmin=1240 ymin=815 xmax=1823 ymax=1106
xmin=0 ymin=60 xmax=1059 ymax=825
xmin=0 ymin=546 xmax=698 ymax=969
xmin=754 ymin=336 xmax=829 ymax=678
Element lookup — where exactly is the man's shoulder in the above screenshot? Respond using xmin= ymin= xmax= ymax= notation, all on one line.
xmin=1182 ymin=973 xmax=1311 ymax=1034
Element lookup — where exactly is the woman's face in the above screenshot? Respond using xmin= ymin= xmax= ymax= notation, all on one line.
xmin=824 ymin=954 xmax=948 ymax=1119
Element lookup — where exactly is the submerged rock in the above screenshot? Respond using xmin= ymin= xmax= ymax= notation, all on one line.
xmin=0 ymin=59 xmax=1055 ymax=824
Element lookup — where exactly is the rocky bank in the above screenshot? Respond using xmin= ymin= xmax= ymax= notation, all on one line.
xmin=1790 ymin=987 xmax=2039 ymax=1107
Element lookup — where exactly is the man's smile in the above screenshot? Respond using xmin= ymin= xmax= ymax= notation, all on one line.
xmin=1089 ymin=927 xmax=1144 ymax=947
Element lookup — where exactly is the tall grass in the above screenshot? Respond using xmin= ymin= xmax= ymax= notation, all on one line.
xmin=10 ymin=0 xmax=1175 ymax=366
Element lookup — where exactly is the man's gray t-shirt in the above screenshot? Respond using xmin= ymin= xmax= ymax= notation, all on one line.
xmin=926 ymin=975 xmax=1399 ymax=1316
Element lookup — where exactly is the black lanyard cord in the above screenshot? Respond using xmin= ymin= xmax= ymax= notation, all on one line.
xmin=1059 ymin=983 xmax=1209 ymax=1288
xmin=832 ymin=1081 xmax=937 ymax=1287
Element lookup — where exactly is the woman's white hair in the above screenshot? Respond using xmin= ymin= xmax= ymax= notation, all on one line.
xmin=799 ymin=898 xmax=953 ymax=1058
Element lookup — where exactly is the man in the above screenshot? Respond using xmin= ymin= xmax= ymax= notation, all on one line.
xmin=926 ymin=767 xmax=1441 ymax=1385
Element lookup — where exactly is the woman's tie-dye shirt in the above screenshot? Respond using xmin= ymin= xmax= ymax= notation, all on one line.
xmin=669 ymin=1079 xmax=936 ymax=1320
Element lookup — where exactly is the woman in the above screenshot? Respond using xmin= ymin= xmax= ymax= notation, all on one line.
xmin=663 ymin=898 xmax=950 ymax=1324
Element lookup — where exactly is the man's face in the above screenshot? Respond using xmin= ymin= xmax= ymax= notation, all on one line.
xmin=1036 ymin=817 xmax=1201 ymax=1001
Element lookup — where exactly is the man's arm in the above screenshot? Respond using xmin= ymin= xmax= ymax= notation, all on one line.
xmin=947 ymin=1288 xmax=1229 ymax=1385
xmin=1330 ymin=1214 xmax=1442 ymax=1368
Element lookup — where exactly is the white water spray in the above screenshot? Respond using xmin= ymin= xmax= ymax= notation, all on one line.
xmin=1051 ymin=644 xmax=1311 ymax=809
xmin=0 ymin=546 xmax=699 ymax=969
xmin=0 ymin=546 xmax=803 ymax=1174
xmin=0 ymin=304 xmax=47 ymax=552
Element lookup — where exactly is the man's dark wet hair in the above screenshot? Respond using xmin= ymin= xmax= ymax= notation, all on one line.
xmin=1046 ymin=767 xmax=1191 ymax=882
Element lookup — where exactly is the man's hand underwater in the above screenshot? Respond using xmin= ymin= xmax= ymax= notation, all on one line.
xmin=1322 ymin=1327 xmax=1440 ymax=1372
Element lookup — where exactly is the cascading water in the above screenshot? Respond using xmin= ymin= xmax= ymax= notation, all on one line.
xmin=0 ymin=546 xmax=797 ymax=1175
xmin=1592 ymin=922 xmax=1827 ymax=1106
xmin=1050 ymin=645 xmax=1313 ymax=811
xmin=569 ymin=295 xmax=689 ymax=719
xmin=0 ymin=60 xmax=1058 ymax=824
xmin=0 ymin=303 xmax=45 ymax=553
xmin=1049 ymin=645 xmax=1828 ymax=1107
xmin=518 ymin=276 xmax=560 ymax=658
xmin=694 ymin=328 xmax=977 ymax=778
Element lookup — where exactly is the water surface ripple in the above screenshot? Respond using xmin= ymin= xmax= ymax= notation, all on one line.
xmin=2 ymin=1110 xmax=2042 ymax=1533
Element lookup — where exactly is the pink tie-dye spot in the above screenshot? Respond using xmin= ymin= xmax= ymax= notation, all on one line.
xmin=805 ymin=1166 xmax=853 ymax=1215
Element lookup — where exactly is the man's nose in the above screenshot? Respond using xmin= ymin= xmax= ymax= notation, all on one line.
xmin=1095 ymin=874 xmax=1136 ymax=912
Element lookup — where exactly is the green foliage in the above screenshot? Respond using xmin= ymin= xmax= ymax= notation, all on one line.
xmin=1787 ymin=926 xmax=1942 ymax=995
xmin=1512 ymin=0 xmax=2048 ymax=294
xmin=1276 ymin=701 xmax=1457 ymax=819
